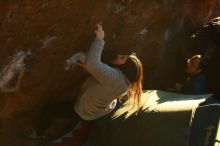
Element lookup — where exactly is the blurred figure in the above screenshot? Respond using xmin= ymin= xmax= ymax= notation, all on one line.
xmin=170 ymin=54 xmax=209 ymax=95
xmin=182 ymin=54 xmax=209 ymax=94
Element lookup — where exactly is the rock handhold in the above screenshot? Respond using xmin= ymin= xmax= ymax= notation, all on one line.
xmin=0 ymin=50 xmax=31 ymax=92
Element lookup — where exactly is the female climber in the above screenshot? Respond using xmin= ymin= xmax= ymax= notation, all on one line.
xmin=25 ymin=24 xmax=143 ymax=141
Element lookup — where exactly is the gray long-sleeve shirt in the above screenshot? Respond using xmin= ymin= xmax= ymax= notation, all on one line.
xmin=74 ymin=38 xmax=129 ymax=120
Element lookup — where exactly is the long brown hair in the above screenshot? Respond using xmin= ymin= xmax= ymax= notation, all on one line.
xmin=118 ymin=53 xmax=143 ymax=107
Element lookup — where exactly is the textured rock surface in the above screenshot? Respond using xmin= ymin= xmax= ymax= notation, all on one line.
xmin=0 ymin=0 xmax=220 ymax=145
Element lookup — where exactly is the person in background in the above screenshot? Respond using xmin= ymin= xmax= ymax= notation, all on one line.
xmin=172 ymin=54 xmax=209 ymax=95
xmin=181 ymin=54 xmax=209 ymax=94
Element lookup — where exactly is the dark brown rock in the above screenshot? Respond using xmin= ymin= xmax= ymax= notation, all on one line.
xmin=0 ymin=0 xmax=220 ymax=145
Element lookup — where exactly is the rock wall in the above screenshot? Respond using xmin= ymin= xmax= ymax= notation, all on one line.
xmin=0 ymin=0 xmax=220 ymax=145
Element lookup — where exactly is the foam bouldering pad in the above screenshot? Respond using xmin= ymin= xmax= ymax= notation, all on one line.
xmin=188 ymin=104 xmax=220 ymax=146
xmin=83 ymin=90 xmax=213 ymax=146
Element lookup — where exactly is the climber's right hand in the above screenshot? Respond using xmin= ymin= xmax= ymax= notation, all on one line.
xmin=95 ymin=23 xmax=105 ymax=40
